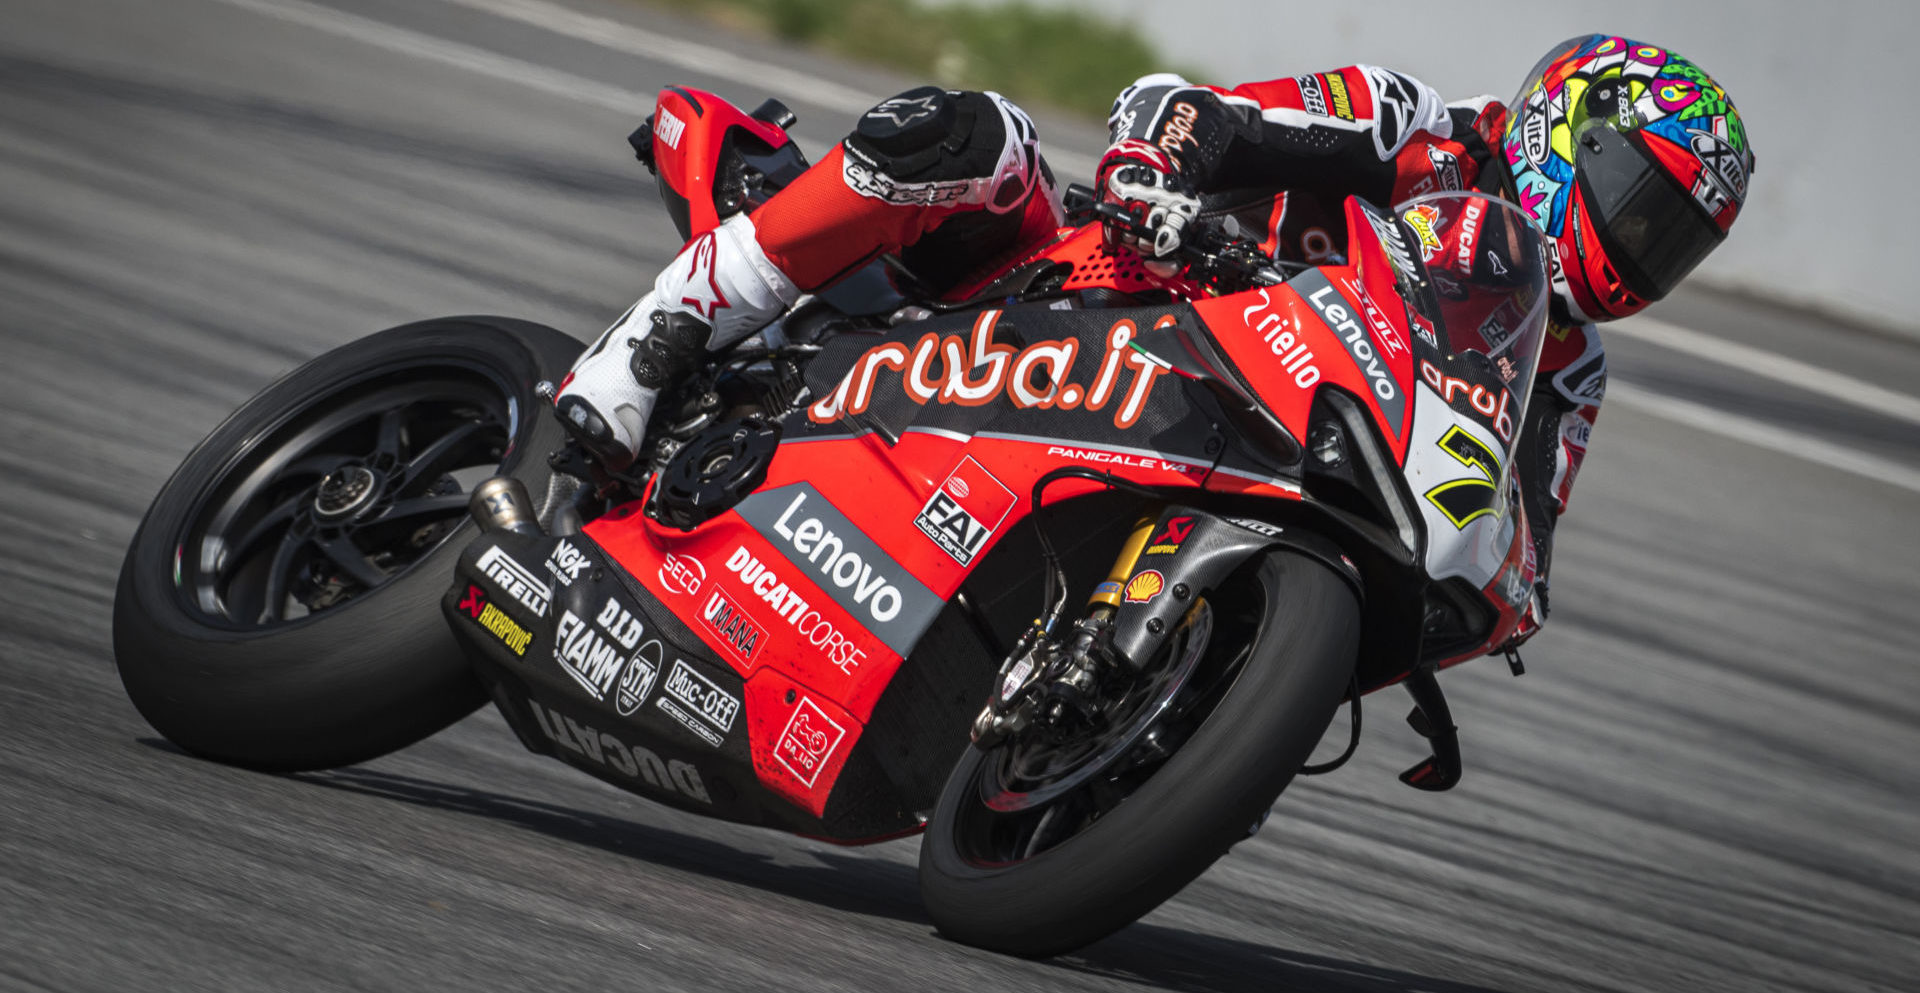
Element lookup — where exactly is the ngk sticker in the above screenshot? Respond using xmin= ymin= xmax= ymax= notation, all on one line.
xmin=915 ymin=456 xmax=1017 ymax=565
xmin=775 ymin=696 xmax=848 ymax=788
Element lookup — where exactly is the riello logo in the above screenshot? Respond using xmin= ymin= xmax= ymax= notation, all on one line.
xmin=808 ymin=310 xmax=1174 ymax=431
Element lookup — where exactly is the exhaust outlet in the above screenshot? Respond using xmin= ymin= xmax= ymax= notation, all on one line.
xmin=468 ymin=476 xmax=544 ymax=536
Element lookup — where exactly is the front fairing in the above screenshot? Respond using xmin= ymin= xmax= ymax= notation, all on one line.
xmin=1192 ymin=193 xmax=1549 ymax=612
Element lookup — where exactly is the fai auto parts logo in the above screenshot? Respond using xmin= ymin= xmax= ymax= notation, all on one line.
xmin=808 ymin=310 xmax=1174 ymax=431
xmin=915 ymin=456 xmax=1017 ymax=566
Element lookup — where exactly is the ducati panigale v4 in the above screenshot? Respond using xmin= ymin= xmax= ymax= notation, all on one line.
xmin=116 ymin=88 xmax=1550 ymax=956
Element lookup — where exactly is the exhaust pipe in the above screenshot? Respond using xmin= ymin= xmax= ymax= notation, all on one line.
xmin=468 ymin=476 xmax=544 ymax=536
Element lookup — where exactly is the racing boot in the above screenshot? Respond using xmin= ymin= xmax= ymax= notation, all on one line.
xmin=555 ymin=214 xmax=800 ymax=470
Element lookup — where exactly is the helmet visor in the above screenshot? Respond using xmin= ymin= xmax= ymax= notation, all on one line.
xmin=1574 ymin=123 xmax=1723 ymax=301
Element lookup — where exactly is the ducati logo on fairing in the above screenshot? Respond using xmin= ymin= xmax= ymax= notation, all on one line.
xmin=736 ymin=484 xmax=943 ymax=658
xmin=526 ymin=700 xmax=710 ymax=804
xmin=723 ymin=547 xmax=868 ymax=676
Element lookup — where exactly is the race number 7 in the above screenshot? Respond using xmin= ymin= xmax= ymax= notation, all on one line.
xmin=1423 ymin=426 xmax=1503 ymax=529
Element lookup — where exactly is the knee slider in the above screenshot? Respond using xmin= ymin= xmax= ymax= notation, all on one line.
xmin=849 ymin=87 xmax=1010 ymax=182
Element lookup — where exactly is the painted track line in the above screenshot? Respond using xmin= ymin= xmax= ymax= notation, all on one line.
xmin=1612 ymin=316 xmax=1920 ymax=427
xmin=1607 ymin=382 xmax=1920 ymax=496
xmin=211 ymin=0 xmax=653 ymax=114
xmin=438 ymin=0 xmax=1102 ymax=180
xmin=436 ymin=0 xmax=881 ymax=115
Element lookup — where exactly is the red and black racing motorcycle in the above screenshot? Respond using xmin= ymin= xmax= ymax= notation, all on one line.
xmin=115 ymin=88 xmax=1549 ymax=956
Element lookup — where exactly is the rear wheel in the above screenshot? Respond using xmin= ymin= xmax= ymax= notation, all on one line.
xmin=919 ymin=550 xmax=1359 ymax=957
xmin=113 ymin=317 xmax=581 ymax=771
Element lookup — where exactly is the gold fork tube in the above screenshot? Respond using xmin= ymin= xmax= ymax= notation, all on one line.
xmin=1088 ymin=514 xmax=1159 ymax=609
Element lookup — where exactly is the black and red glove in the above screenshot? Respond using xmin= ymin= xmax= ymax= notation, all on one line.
xmin=1094 ymin=139 xmax=1201 ymax=263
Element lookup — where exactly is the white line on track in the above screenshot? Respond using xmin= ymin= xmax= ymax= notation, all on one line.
xmin=436 ymin=0 xmax=1102 ymax=180
xmin=434 ymin=0 xmax=882 ymax=115
xmin=195 ymin=0 xmax=1920 ymax=496
xmin=1611 ymin=316 xmax=1920 ymax=427
xmin=211 ymin=0 xmax=652 ymax=114
xmin=1607 ymin=383 xmax=1920 ymax=496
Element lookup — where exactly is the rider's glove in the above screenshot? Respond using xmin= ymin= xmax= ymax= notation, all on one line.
xmin=1095 ymin=139 xmax=1201 ymax=262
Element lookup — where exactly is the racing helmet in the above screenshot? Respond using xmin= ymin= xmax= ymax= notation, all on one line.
xmin=1500 ymin=35 xmax=1754 ymax=322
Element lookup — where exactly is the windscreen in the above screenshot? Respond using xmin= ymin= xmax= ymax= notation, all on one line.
xmin=1392 ymin=191 xmax=1552 ymax=474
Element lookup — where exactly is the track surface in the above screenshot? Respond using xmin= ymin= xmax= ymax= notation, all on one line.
xmin=2 ymin=1 xmax=1915 ymax=990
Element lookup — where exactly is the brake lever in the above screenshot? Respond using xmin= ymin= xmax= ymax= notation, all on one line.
xmin=1090 ymin=201 xmax=1290 ymax=289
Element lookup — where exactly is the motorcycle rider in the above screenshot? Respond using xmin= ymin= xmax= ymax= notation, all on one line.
xmin=555 ymin=34 xmax=1754 ymax=646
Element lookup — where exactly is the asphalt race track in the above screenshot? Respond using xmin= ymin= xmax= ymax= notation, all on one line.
xmin=2 ymin=1 xmax=1916 ymax=990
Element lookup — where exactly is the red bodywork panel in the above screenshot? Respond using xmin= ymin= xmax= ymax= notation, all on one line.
xmin=582 ymin=94 xmax=1456 ymax=820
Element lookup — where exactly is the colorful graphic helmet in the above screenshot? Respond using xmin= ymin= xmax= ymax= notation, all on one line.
xmin=1501 ymin=36 xmax=1754 ymax=322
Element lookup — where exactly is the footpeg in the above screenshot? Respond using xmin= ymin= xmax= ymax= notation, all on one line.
xmin=1396 ymin=667 xmax=1461 ymax=792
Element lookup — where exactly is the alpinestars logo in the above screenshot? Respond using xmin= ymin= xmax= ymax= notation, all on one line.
xmin=914 ymin=456 xmax=1017 ymax=565
xmin=866 ymin=93 xmax=940 ymax=127
xmin=678 ymin=231 xmax=729 ymax=320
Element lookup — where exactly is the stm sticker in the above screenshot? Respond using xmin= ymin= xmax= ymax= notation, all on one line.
xmin=1123 ymin=570 xmax=1165 ymax=604
xmin=775 ymin=696 xmax=848 ymax=788
xmin=1143 ymin=516 xmax=1194 ymax=555
xmin=915 ymin=456 xmax=1017 ymax=565
xmin=615 ymin=641 xmax=663 ymax=717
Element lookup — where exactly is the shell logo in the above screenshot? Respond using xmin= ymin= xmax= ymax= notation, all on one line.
xmin=1123 ymin=569 xmax=1165 ymax=604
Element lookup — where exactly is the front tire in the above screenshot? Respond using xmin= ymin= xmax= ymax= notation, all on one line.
xmin=918 ymin=549 xmax=1359 ymax=956
xmin=113 ymin=317 xmax=581 ymax=772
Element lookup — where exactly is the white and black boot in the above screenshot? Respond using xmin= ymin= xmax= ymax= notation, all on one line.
xmin=555 ymin=214 xmax=799 ymax=470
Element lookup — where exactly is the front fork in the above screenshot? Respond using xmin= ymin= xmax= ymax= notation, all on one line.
xmin=971 ymin=514 xmax=1159 ymax=746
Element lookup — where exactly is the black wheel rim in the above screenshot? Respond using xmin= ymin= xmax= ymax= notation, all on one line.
xmin=171 ymin=360 xmax=521 ymax=629
xmin=950 ymin=589 xmax=1261 ymax=869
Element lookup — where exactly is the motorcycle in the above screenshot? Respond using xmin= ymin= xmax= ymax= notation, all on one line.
xmin=114 ymin=86 xmax=1550 ymax=957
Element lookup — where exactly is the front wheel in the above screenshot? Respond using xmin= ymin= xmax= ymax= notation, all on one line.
xmin=918 ymin=549 xmax=1359 ymax=957
xmin=113 ymin=316 xmax=582 ymax=772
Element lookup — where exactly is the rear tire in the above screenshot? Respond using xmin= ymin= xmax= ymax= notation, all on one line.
xmin=918 ymin=550 xmax=1359 ymax=957
xmin=113 ymin=317 xmax=581 ymax=771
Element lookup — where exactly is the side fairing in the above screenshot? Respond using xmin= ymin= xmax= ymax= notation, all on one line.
xmin=1403 ymin=383 xmax=1517 ymax=587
